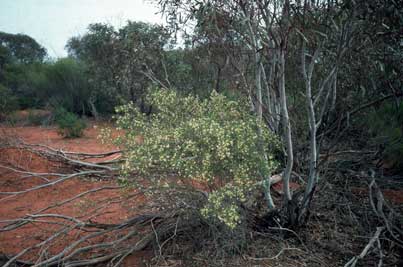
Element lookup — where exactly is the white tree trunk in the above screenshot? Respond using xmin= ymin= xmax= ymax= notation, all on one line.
xmin=278 ymin=49 xmax=293 ymax=202
xmin=305 ymin=84 xmax=317 ymax=198
xmin=242 ymin=6 xmax=276 ymax=209
xmin=301 ymin=42 xmax=318 ymax=199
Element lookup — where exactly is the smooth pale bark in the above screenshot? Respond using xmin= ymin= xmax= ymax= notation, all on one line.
xmin=278 ymin=49 xmax=293 ymax=202
xmin=331 ymin=71 xmax=338 ymax=111
xmin=261 ymin=58 xmax=279 ymax=134
xmin=88 ymin=96 xmax=99 ymax=120
xmin=301 ymin=41 xmax=319 ymax=199
xmin=255 ymin=50 xmax=275 ymax=209
xmin=255 ymin=52 xmax=263 ymax=121
xmin=267 ymin=52 xmax=280 ymax=133
xmin=300 ymin=35 xmax=343 ymax=211
xmin=243 ymin=6 xmax=276 ymax=209
xmin=255 ymin=36 xmax=276 ymax=210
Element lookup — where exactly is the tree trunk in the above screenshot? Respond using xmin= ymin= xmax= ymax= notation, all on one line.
xmin=278 ymin=49 xmax=293 ymax=203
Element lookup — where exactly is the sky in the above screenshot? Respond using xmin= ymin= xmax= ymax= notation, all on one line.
xmin=0 ymin=0 xmax=163 ymax=58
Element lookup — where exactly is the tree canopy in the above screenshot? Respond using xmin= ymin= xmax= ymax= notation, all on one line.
xmin=0 ymin=31 xmax=47 ymax=64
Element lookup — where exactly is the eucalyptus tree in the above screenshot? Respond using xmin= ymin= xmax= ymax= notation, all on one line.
xmin=295 ymin=1 xmax=357 ymax=221
xmin=66 ymin=23 xmax=121 ymax=115
xmin=157 ymin=0 xmax=361 ymax=226
xmin=117 ymin=21 xmax=170 ymax=111
xmin=0 ymin=31 xmax=47 ymax=64
xmin=66 ymin=21 xmax=170 ymax=114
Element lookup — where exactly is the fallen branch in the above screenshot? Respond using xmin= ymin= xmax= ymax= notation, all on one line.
xmin=369 ymin=176 xmax=403 ymax=247
xmin=344 ymin=226 xmax=385 ymax=267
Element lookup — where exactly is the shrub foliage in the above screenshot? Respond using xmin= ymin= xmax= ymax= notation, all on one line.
xmin=55 ymin=108 xmax=86 ymax=138
xmin=368 ymin=102 xmax=403 ymax=170
xmin=113 ymin=89 xmax=279 ymax=228
xmin=0 ymin=84 xmax=19 ymax=114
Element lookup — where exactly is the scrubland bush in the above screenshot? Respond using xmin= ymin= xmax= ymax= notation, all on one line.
xmin=110 ymin=89 xmax=280 ymax=228
xmin=0 ymin=84 xmax=19 ymax=115
xmin=55 ymin=108 xmax=86 ymax=138
xmin=368 ymin=102 xmax=403 ymax=170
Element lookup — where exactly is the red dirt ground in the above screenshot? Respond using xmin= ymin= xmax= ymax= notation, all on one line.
xmin=351 ymin=187 xmax=403 ymax=205
xmin=0 ymin=124 xmax=151 ymax=266
xmin=2 ymin=124 xmax=401 ymax=266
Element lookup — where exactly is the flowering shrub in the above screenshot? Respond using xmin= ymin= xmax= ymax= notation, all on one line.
xmin=113 ymin=89 xmax=279 ymax=228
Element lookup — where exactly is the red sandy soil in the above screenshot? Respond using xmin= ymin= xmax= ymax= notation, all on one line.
xmin=351 ymin=187 xmax=403 ymax=205
xmin=379 ymin=189 xmax=403 ymax=204
xmin=0 ymin=123 xmax=150 ymax=266
xmin=2 ymin=123 xmax=401 ymax=266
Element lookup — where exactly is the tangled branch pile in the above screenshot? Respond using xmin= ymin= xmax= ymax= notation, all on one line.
xmin=0 ymin=138 xmax=186 ymax=267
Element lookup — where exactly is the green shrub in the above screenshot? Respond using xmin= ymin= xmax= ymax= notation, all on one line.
xmin=0 ymin=84 xmax=19 ymax=115
xmin=111 ymin=89 xmax=280 ymax=228
xmin=55 ymin=108 xmax=86 ymax=138
xmin=368 ymin=102 xmax=403 ymax=170
xmin=4 ymin=111 xmax=19 ymax=125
